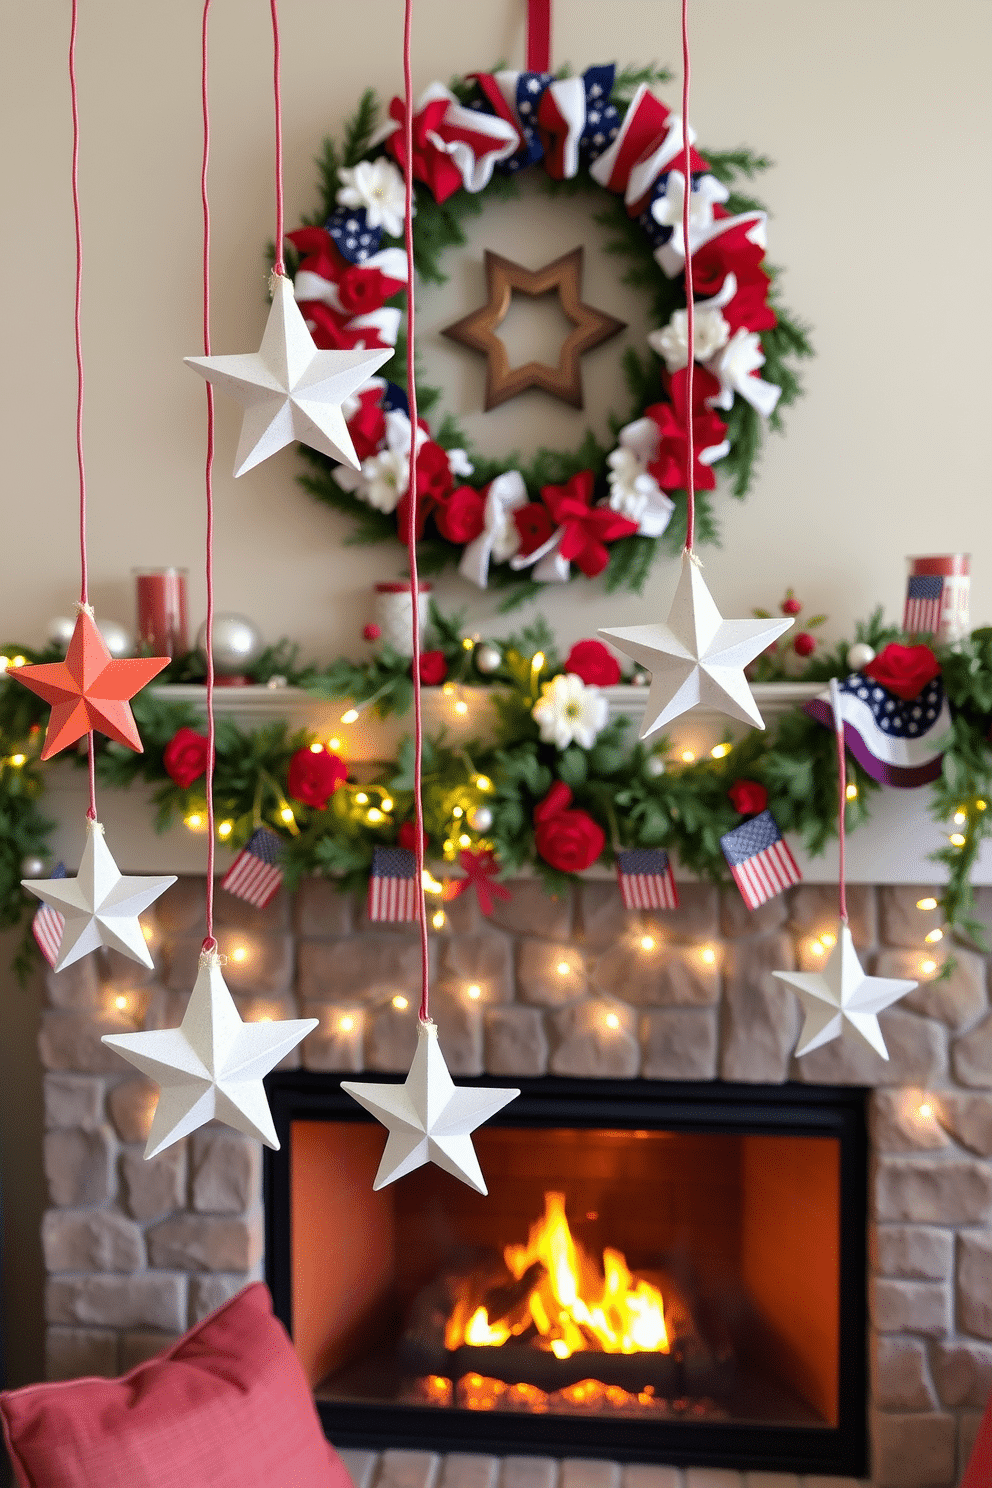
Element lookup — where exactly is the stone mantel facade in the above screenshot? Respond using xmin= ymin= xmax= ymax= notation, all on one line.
xmin=37 ymin=874 xmax=992 ymax=1488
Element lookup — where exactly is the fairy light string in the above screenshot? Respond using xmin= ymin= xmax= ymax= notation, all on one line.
xmin=680 ymin=0 xmax=696 ymax=554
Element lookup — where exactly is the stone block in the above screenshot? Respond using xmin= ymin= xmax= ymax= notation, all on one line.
xmin=487 ymin=881 xmax=572 ymax=940
xmin=298 ymin=937 xmax=425 ymax=1005
xmin=879 ymin=885 xmax=945 ymax=949
xmin=621 ymin=1469 xmax=682 ymax=1488
xmin=517 ymin=940 xmax=587 ymax=1006
xmin=366 ymin=1003 xmax=420 ymax=1072
xmin=432 ymin=987 xmax=484 ymax=1076
xmin=120 ymin=1144 xmax=186 ymax=1222
xmin=593 ymin=941 xmax=719 ymax=1007
xmin=44 ymin=957 xmax=102 ymax=1011
xmin=958 ymin=1232 xmax=992 ymax=1339
xmin=440 ymin=933 xmax=514 ymax=1004
xmin=720 ymin=933 xmax=799 ymax=1084
xmin=870 ymin=1090 xmax=949 ymax=1153
xmin=217 ymin=931 xmax=296 ymax=997
xmin=937 ymin=1093 xmax=992 ymax=1155
xmin=154 ymin=877 xmax=208 ymax=937
xmin=438 ymin=1457 xmax=500 ymax=1488
xmin=870 ymin=1335 xmax=937 ymax=1407
xmin=44 ymin=1127 xmax=113 ymax=1207
xmin=146 ymin=1211 xmax=263 ymax=1272
xmin=560 ymin=1463 xmax=619 ymax=1488
xmin=953 ymin=1011 xmax=992 ymax=1087
xmin=119 ymin=1330 xmax=180 ymax=1369
xmin=46 ymin=1326 xmax=118 ymax=1380
xmin=548 ymin=1001 xmax=640 ymax=1078
xmin=294 ymin=876 xmax=355 ymax=937
xmin=502 ymin=1460 xmax=559 ymax=1488
xmin=107 ymin=1077 xmax=159 ymax=1143
xmin=684 ymin=1472 xmax=741 ymax=1488
xmin=484 ymin=1007 xmax=548 ymax=1076
xmin=640 ymin=1008 xmax=718 ymax=1080
xmin=870 ymin=1278 xmax=949 ymax=1336
xmin=960 ymin=1412 xmax=986 ymax=1475
xmin=42 ymin=1208 xmax=144 ymax=1272
xmin=575 ymin=881 xmax=640 ymax=950
xmin=376 ymin=1450 xmax=440 ymax=1488
xmin=794 ymin=1010 xmax=945 ymax=1088
xmin=789 ymin=882 xmax=875 ymax=949
xmin=875 ymin=1158 xmax=992 ymax=1224
xmin=871 ymin=1225 xmax=953 ymax=1280
xmin=191 ymin=1129 xmax=261 ymax=1214
xmin=871 ymin=1410 xmax=956 ymax=1486
xmin=746 ymin=1477 xmax=800 ymax=1488
xmin=720 ymin=888 xmax=787 ymax=938
xmin=190 ymin=1274 xmax=251 ymax=1322
xmin=40 ymin=1010 xmax=133 ymax=1073
xmin=885 ymin=947 xmax=987 ymax=1031
xmin=47 ymin=1273 xmax=185 ymax=1332
xmin=301 ymin=1004 xmax=366 ymax=1072
xmin=44 ymin=1073 xmax=103 ymax=1130
xmin=931 ymin=1340 xmax=992 ymax=1407
xmin=340 ymin=1450 xmax=380 ymax=1488
xmin=214 ymin=884 xmax=290 ymax=931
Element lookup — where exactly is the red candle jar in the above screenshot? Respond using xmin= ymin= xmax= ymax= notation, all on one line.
xmin=134 ymin=568 xmax=188 ymax=657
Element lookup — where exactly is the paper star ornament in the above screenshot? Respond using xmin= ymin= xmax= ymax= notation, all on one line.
xmin=342 ymin=1020 xmax=519 ymax=1193
xmin=773 ymin=924 xmax=918 ymax=1058
xmin=184 ymin=274 xmax=392 ymax=477
xmin=22 ymin=819 xmax=175 ymax=971
xmin=103 ymin=952 xmax=317 ymax=1156
xmin=599 ymin=554 xmax=793 ymax=736
xmin=10 ymin=609 xmax=168 ymax=759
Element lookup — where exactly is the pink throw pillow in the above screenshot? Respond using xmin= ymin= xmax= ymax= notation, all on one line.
xmin=0 ymin=1282 xmax=351 ymax=1488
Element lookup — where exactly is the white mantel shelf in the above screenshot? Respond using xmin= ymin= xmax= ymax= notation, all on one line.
xmin=38 ymin=683 xmax=992 ymax=886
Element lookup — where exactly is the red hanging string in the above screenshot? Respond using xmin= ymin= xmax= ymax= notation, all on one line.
xmin=269 ymin=0 xmax=285 ymax=275
xmin=199 ymin=0 xmax=218 ymax=953
xmin=680 ymin=0 xmax=696 ymax=554
xmin=829 ymin=679 xmax=849 ymax=926
xmin=526 ymin=0 xmax=552 ymax=73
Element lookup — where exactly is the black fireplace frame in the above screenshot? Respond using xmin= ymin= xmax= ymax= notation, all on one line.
xmin=264 ymin=1073 xmax=868 ymax=1478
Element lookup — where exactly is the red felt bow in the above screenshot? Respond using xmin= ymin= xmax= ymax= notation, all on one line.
xmin=689 ymin=221 xmax=776 ymax=335
xmin=645 ymin=369 xmax=728 ymax=492
xmin=540 ymin=471 xmax=638 ymax=577
xmin=385 ymin=94 xmax=517 ymax=205
xmin=444 ymin=848 xmax=510 ymax=917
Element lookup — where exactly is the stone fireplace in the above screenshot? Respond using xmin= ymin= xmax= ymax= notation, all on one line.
xmin=37 ymin=872 xmax=992 ymax=1487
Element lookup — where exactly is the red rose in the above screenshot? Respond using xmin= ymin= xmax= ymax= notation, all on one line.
xmin=532 ymin=782 xmax=605 ymax=872
xmin=337 ymin=266 xmax=396 ymax=316
xmin=863 ymin=643 xmax=941 ymax=702
xmin=347 ymin=387 xmax=387 ymax=462
xmin=163 ymin=727 xmax=211 ymax=789
xmin=793 ymin=632 xmax=817 ymax=657
xmin=416 ymin=441 xmax=454 ymax=503
xmin=417 ymin=649 xmax=448 ymax=685
xmin=564 ymin=639 xmax=621 ymax=687
xmin=514 ymin=502 xmax=555 ymax=556
xmin=728 ymin=779 xmax=768 ymax=816
xmin=287 ymin=746 xmax=347 ymax=809
xmin=435 ymin=485 xmax=486 ymax=545
xmin=688 ymin=221 xmax=775 ymax=334
xmin=398 ymin=820 xmax=422 ymax=853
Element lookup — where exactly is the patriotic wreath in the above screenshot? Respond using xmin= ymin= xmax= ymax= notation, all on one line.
xmin=286 ymin=64 xmax=812 ymax=605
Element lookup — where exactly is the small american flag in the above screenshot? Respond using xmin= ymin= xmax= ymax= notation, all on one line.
xmin=220 ymin=828 xmax=284 ymax=909
xmin=903 ymin=574 xmax=943 ymax=636
xmin=720 ymin=809 xmax=802 ymax=910
xmin=367 ymin=846 xmax=419 ymax=922
xmin=32 ymin=863 xmax=66 ymax=968
xmin=616 ymin=848 xmax=678 ymax=910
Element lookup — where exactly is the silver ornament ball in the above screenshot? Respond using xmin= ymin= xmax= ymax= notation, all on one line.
xmin=631 ymin=669 xmax=649 ymax=687
xmin=96 ymin=618 xmax=134 ymax=658
xmin=197 ymin=614 xmax=264 ymax=674
xmin=21 ymin=855 xmax=48 ymax=879
xmin=468 ymin=805 xmax=493 ymax=832
xmin=474 ymin=643 xmax=502 ymax=675
xmin=646 ymin=754 xmax=666 ymax=778
xmin=846 ymin=642 xmax=876 ymax=672
xmin=45 ymin=616 xmax=77 ymax=653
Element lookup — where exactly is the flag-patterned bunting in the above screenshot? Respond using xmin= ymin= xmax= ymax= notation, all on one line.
xmin=615 ymin=848 xmax=678 ymax=911
xmin=367 ymin=846 xmax=419 ymax=923
xmin=32 ymin=862 xmax=66 ymax=968
xmin=720 ymin=809 xmax=801 ymax=910
xmin=220 ymin=828 xmax=284 ymax=909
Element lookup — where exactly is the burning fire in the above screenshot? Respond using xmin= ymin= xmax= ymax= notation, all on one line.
xmin=445 ymin=1191 xmax=670 ymax=1358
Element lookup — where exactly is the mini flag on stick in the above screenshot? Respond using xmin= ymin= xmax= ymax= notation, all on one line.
xmin=220 ymin=828 xmax=284 ymax=909
xmin=903 ymin=574 xmax=943 ymax=636
xmin=615 ymin=848 xmax=678 ymax=910
xmin=368 ymin=846 xmax=419 ymax=923
xmin=32 ymin=862 xmax=66 ymax=968
xmin=720 ymin=809 xmax=801 ymax=910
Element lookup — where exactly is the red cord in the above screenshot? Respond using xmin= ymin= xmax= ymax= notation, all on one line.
xmin=400 ymin=0 xmax=430 ymax=1025
xmin=270 ymin=0 xmax=285 ymax=275
xmin=830 ymin=680 xmax=849 ymax=925
xmin=680 ymin=0 xmax=695 ymax=554
xmin=199 ymin=0 xmax=217 ymax=953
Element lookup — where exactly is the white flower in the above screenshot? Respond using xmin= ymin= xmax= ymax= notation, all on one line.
xmin=532 ymin=673 xmax=608 ymax=751
xmin=447 ymin=447 xmax=474 ymax=479
xmin=606 ymin=418 xmax=675 ymax=539
xmin=706 ymin=327 xmax=782 ymax=418
xmin=648 ymin=305 xmax=730 ymax=373
xmin=337 ymin=159 xmax=407 ymax=238
xmin=650 ymin=171 xmax=729 ymax=259
xmin=358 ymin=448 xmax=408 ymax=512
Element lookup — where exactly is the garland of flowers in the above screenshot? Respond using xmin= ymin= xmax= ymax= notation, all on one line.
xmin=2 ymin=608 xmax=990 ymax=982
xmin=283 ymin=65 xmax=812 ymax=607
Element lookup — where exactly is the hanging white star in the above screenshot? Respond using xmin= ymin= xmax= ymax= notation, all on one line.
xmin=341 ymin=1020 xmax=519 ymax=1194
xmin=184 ymin=273 xmax=392 ymax=477
xmin=22 ymin=819 xmax=175 ymax=972
xmin=773 ymin=924 xmax=918 ymax=1058
xmin=599 ymin=553 xmax=793 ymax=736
xmin=102 ymin=953 xmax=317 ymax=1156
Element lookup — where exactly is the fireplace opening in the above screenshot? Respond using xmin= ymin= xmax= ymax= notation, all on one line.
xmin=264 ymin=1076 xmax=867 ymax=1477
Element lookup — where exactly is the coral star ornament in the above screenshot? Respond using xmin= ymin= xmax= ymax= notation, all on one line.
xmin=599 ymin=555 xmax=793 ymax=735
xmin=184 ymin=274 xmax=392 ymax=477
xmin=773 ymin=924 xmax=917 ymax=1059
xmin=10 ymin=609 xmax=168 ymax=759
xmin=342 ymin=1020 xmax=519 ymax=1193
xmin=22 ymin=819 xmax=176 ymax=972
xmin=103 ymin=952 xmax=317 ymax=1157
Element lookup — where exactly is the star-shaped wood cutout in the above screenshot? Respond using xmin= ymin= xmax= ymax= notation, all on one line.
xmin=442 ymin=247 xmax=625 ymax=410
xmin=773 ymin=923 xmax=917 ymax=1058
xmin=10 ymin=609 xmax=168 ymax=759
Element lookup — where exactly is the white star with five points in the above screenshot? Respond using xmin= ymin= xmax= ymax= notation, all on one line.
xmin=342 ymin=1020 xmax=519 ymax=1193
xmin=185 ymin=273 xmax=392 ymax=477
xmin=102 ymin=954 xmax=317 ymax=1156
xmin=773 ymin=924 xmax=918 ymax=1059
xmin=599 ymin=553 xmax=794 ymax=737
xmin=23 ymin=819 xmax=175 ymax=972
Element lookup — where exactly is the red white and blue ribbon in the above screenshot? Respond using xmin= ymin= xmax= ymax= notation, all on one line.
xmin=805 ymin=673 xmax=951 ymax=788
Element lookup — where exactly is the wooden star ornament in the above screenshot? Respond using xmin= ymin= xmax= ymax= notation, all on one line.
xmin=442 ymin=247 xmax=625 ymax=410
xmin=9 ymin=609 xmax=168 ymax=759
xmin=185 ymin=274 xmax=392 ymax=477
xmin=342 ymin=1020 xmax=519 ymax=1193
xmin=773 ymin=924 xmax=918 ymax=1058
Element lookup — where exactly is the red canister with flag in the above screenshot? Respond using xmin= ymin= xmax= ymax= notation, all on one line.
xmin=903 ymin=554 xmax=970 ymax=643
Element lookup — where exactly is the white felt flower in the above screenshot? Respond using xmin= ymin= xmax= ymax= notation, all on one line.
xmin=532 ymin=673 xmax=608 ymax=750
xmin=650 ymin=171 xmax=729 ymax=259
xmin=357 ymin=448 xmax=408 ymax=512
xmin=648 ymin=305 xmax=730 ymax=373
xmin=447 ymin=447 xmax=474 ymax=479
xmin=705 ymin=327 xmax=782 ymax=418
xmin=337 ymin=159 xmax=407 ymax=238
xmin=606 ymin=419 xmax=675 ymax=539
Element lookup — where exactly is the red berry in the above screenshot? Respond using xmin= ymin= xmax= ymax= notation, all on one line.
xmin=793 ymin=632 xmax=816 ymax=657
xmin=362 ymin=623 xmax=381 ymax=641
xmin=781 ymin=596 xmax=802 ymax=615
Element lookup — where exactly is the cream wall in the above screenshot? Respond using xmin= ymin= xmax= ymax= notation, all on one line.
xmin=1 ymin=0 xmax=990 ymax=659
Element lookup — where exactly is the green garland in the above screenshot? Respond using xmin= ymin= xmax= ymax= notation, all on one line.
xmin=2 ymin=610 xmax=990 ymax=982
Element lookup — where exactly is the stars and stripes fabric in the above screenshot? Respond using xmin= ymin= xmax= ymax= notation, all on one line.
xmin=470 ymin=65 xmax=620 ymax=180
xmin=903 ymin=574 xmax=944 ymax=637
xmin=615 ymin=848 xmax=679 ymax=911
xmin=367 ymin=846 xmax=419 ymax=923
xmin=805 ymin=673 xmax=951 ymax=788
xmin=32 ymin=862 xmax=66 ymax=968
xmin=720 ymin=809 xmax=802 ymax=910
xmin=220 ymin=828 xmax=284 ymax=909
